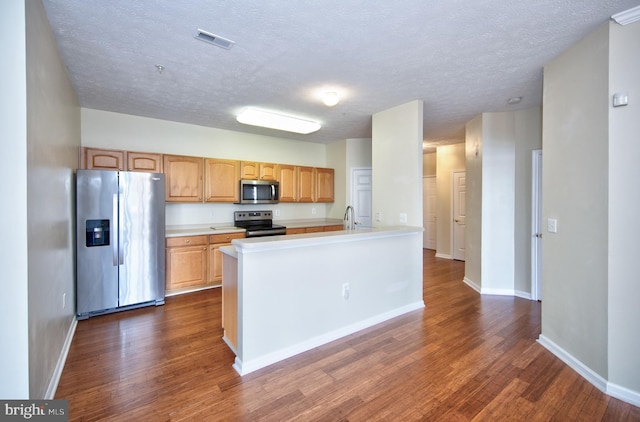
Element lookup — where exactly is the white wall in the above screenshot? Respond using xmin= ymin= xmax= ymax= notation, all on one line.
xmin=608 ymin=20 xmax=640 ymax=395
xmin=481 ymin=112 xmax=516 ymax=293
xmin=0 ymin=0 xmax=29 ymax=399
xmin=541 ymin=22 xmax=610 ymax=379
xmin=423 ymin=152 xmax=436 ymax=176
xmin=371 ymin=100 xmax=423 ymax=227
xmin=81 ymin=109 xmax=333 ymax=224
xmin=26 ymin=0 xmax=81 ymax=398
xmin=435 ymin=143 xmax=465 ymax=258
xmin=464 ymin=108 xmax=541 ymax=295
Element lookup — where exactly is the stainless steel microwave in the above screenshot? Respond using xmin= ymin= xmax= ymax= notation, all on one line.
xmin=239 ymin=179 xmax=280 ymax=204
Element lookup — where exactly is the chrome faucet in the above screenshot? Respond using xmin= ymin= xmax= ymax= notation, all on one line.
xmin=344 ymin=205 xmax=355 ymax=230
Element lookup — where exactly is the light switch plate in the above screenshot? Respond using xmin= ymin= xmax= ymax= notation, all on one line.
xmin=547 ymin=218 xmax=558 ymax=233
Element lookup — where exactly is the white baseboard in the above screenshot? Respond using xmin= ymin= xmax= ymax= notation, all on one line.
xmin=607 ymin=381 xmax=640 ymax=408
xmin=481 ymin=287 xmax=515 ymax=296
xmin=45 ymin=317 xmax=77 ymax=399
xmin=233 ymin=301 xmax=425 ymax=376
xmin=434 ymin=253 xmax=452 ymax=259
xmin=537 ymin=334 xmax=640 ymax=407
xmin=514 ymin=290 xmax=532 ymax=300
xmin=538 ymin=335 xmax=608 ymax=392
xmin=463 ymin=277 xmax=480 ymax=293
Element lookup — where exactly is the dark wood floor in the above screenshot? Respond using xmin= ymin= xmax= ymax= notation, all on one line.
xmin=56 ymin=250 xmax=640 ymax=421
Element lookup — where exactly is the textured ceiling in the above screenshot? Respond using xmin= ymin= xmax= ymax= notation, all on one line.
xmin=41 ymin=0 xmax=638 ymax=145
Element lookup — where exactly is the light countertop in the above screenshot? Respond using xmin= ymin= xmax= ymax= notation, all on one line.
xmin=165 ymin=218 xmax=344 ymax=238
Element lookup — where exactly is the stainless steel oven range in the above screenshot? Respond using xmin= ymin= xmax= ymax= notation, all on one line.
xmin=234 ymin=210 xmax=286 ymax=237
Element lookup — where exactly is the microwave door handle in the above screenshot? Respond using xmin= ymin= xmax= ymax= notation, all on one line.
xmin=271 ymin=184 xmax=275 ymax=199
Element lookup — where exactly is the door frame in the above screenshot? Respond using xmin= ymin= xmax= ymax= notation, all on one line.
xmin=531 ymin=150 xmax=542 ymax=301
xmin=451 ymin=169 xmax=466 ymax=260
xmin=423 ymin=175 xmax=436 ymax=249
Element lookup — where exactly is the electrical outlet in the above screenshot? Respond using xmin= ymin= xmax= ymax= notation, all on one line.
xmin=342 ymin=283 xmax=349 ymax=300
xmin=547 ymin=218 xmax=558 ymax=233
xmin=311 ymin=208 xmax=317 ymax=215
xmin=399 ymin=213 xmax=407 ymax=224
xmin=376 ymin=212 xmax=382 ymax=222
xmin=274 ymin=209 xmax=280 ymax=217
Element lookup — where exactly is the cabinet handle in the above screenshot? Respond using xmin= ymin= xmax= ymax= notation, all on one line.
xmin=186 ymin=239 xmax=190 ymax=244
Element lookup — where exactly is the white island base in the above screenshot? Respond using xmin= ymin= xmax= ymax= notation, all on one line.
xmin=221 ymin=226 xmax=424 ymax=375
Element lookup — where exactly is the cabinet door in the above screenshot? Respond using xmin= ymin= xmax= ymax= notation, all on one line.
xmin=315 ymin=167 xmax=334 ymax=202
xmin=240 ymin=161 xmax=259 ymax=180
xmin=205 ymin=159 xmax=240 ymax=202
xmin=127 ymin=152 xmax=163 ymax=173
xmin=278 ymin=164 xmax=297 ymax=202
xmin=82 ymin=147 xmax=125 ymax=170
xmin=163 ymin=155 xmax=203 ymax=202
xmin=297 ymin=166 xmax=316 ymax=203
xmin=324 ymin=225 xmax=344 ymax=232
xmin=165 ymin=242 xmax=208 ymax=292
xmin=209 ymin=244 xmax=228 ymax=284
xmin=259 ymin=163 xmax=278 ymax=181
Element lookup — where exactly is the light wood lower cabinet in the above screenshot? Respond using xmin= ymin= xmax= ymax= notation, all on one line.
xmin=209 ymin=232 xmax=245 ymax=284
xmin=286 ymin=224 xmax=343 ymax=235
xmin=165 ymin=236 xmax=208 ymax=294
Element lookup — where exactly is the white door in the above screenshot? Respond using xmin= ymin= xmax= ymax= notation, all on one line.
xmin=452 ymin=171 xmax=466 ymax=261
xmin=423 ymin=176 xmax=436 ymax=249
xmin=531 ymin=150 xmax=542 ymax=301
xmin=351 ymin=168 xmax=372 ymax=228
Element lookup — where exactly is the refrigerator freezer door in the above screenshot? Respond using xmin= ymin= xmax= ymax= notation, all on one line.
xmin=118 ymin=172 xmax=166 ymax=307
xmin=76 ymin=170 xmax=120 ymax=315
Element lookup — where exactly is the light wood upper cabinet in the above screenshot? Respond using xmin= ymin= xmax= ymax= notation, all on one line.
xmin=127 ymin=152 xmax=163 ymax=173
xmin=315 ymin=167 xmax=335 ymax=202
xmin=259 ymin=163 xmax=278 ymax=181
xmin=240 ymin=161 xmax=259 ymax=180
xmin=205 ymin=159 xmax=240 ymax=203
xmin=241 ymin=161 xmax=278 ymax=181
xmin=163 ymin=155 xmax=203 ymax=202
xmin=297 ymin=166 xmax=316 ymax=203
xmin=81 ymin=147 xmax=125 ymax=171
xmin=278 ymin=164 xmax=298 ymax=202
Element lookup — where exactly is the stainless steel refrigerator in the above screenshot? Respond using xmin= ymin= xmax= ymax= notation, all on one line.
xmin=76 ymin=169 xmax=165 ymax=319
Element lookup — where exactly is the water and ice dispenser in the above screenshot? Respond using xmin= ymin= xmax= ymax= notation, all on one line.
xmin=85 ymin=219 xmax=110 ymax=247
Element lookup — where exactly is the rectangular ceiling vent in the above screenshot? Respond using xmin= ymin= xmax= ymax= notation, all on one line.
xmin=195 ymin=29 xmax=235 ymax=50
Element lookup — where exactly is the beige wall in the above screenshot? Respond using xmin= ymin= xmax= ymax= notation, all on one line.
xmin=26 ymin=0 xmax=81 ymax=398
xmin=423 ymin=152 xmax=436 ymax=176
xmin=541 ymin=23 xmax=610 ymax=379
xmin=0 ymin=0 xmax=29 ymax=399
xmin=435 ymin=143 xmax=465 ymax=258
xmin=372 ymin=101 xmax=424 ymax=227
xmin=463 ymin=119 xmax=481 ymax=282
xmin=607 ymin=20 xmax=640 ymax=395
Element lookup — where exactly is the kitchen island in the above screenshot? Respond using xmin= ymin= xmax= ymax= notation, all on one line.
xmin=221 ymin=226 xmax=424 ymax=375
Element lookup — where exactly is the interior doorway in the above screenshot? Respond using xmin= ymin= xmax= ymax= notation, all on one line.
xmin=452 ymin=170 xmax=466 ymax=261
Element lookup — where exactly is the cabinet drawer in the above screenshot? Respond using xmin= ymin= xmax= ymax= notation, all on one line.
xmin=209 ymin=232 xmax=245 ymax=244
xmin=324 ymin=225 xmax=344 ymax=232
xmin=166 ymin=235 xmax=208 ymax=247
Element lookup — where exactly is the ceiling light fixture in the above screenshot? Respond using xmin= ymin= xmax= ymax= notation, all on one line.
xmin=611 ymin=5 xmax=640 ymax=25
xmin=323 ymin=91 xmax=340 ymax=107
xmin=507 ymin=96 xmax=523 ymax=105
xmin=194 ymin=29 xmax=235 ymax=49
xmin=236 ymin=108 xmax=321 ymax=134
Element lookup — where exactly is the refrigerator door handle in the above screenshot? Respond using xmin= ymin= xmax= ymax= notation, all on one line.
xmin=118 ymin=193 xmax=124 ymax=265
xmin=112 ymin=193 xmax=119 ymax=266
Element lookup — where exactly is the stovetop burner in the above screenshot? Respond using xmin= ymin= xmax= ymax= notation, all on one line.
xmin=234 ymin=210 xmax=286 ymax=237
